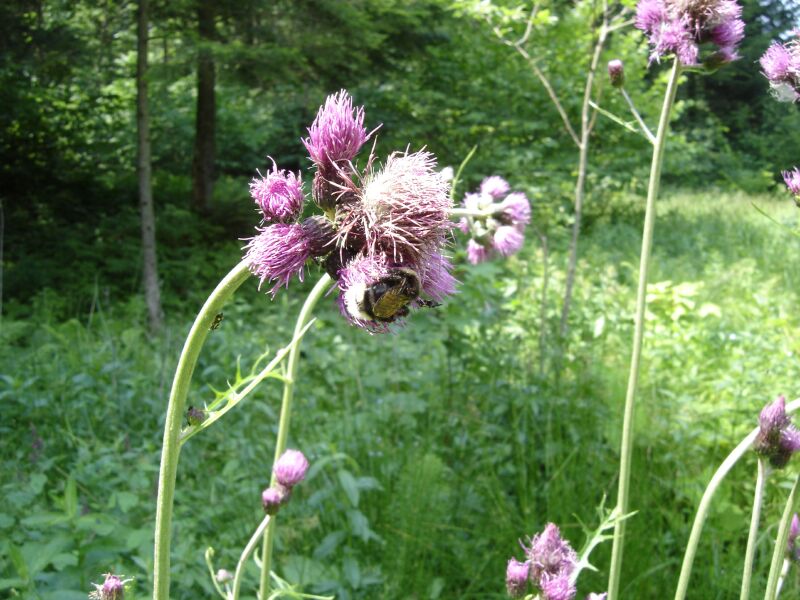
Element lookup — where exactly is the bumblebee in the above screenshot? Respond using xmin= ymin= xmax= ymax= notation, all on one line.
xmin=345 ymin=267 xmax=438 ymax=324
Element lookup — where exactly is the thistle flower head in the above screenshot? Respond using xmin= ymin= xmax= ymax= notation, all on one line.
xmin=245 ymin=224 xmax=312 ymax=296
xmin=500 ymin=192 xmax=531 ymax=226
xmin=466 ymin=238 xmax=489 ymax=265
xmin=261 ymin=486 xmax=289 ymax=515
xmin=493 ymin=225 xmax=525 ymax=257
xmin=336 ymin=252 xmax=394 ymax=332
xmin=418 ymin=251 xmax=458 ymax=302
xmin=754 ymin=396 xmax=800 ymax=468
xmin=303 ymin=90 xmax=368 ymax=171
xmin=505 ymin=558 xmax=530 ymax=599
xmin=540 ymin=573 xmax=577 ymax=600
xmin=337 ymin=150 xmax=452 ymax=264
xmin=760 ymin=36 xmax=800 ymax=103
xmin=480 ymin=175 xmax=511 ymax=199
xmin=635 ymin=0 xmax=744 ymax=66
xmin=783 ymin=167 xmax=800 ymax=200
xmin=250 ymin=161 xmax=305 ymax=223
xmin=273 ymin=449 xmax=310 ymax=489
xmin=526 ymin=524 xmax=578 ymax=582
xmin=90 ymin=573 xmax=131 ymax=600
xmin=607 ymin=59 xmax=625 ymax=87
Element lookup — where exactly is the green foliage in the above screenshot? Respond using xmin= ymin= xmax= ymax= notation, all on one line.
xmin=4 ymin=192 xmax=800 ymax=597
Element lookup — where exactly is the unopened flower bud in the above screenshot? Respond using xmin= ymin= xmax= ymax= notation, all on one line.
xmin=186 ymin=406 xmax=206 ymax=426
xmin=273 ymin=449 xmax=310 ymax=488
xmin=301 ymin=216 xmax=337 ymax=257
xmin=261 ymin=485 xmax=290 ymax=515
xmin=505 ymin=558 xmax=530 ymax=599
xmin=607 ymin=59 xmax=625 ymax=88
xmin=216 ymin=569 xmax=233 ymax=583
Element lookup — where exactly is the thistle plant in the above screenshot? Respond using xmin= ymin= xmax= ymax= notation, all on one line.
xmin=150 ymin=89 xmax=464 ymax=600
xmin=597 ymin=1 xmax=745 ymax=597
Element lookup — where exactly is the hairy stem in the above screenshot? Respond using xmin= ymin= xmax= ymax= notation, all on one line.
xmin=741 ymin=458 xmax=768 ymax=600
xmin=153 ymin=260 xmax=252 ymax=600
xmin=673 ymin=398 xmax=800 ymax=600
xmin=765 ymin=474 xmax=800 ymax=600
xmin=607 ymin=59 xmax=682 ymax=600
xmin=258 ymin=274 xmax=334 ymax=598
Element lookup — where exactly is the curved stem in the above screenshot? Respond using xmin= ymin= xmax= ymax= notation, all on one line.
xmin=258 ymin=274 xmax=334 ymax=598
xmin=153 ymin=260 xmax=252 ymax=600
xmin=741 ymin=459 xmax=768 ymax=600
xmin=607 ymin=59 xmax=682 ymax=600
xmin=231 ymin=515 xmax=272 ymax=600
xmin=674 ymin=398 xmax=800 ymax=600
xmin=765 ymin=474 xmax=800 ymax=600
xmin=620 ymin=88 xmax=656 ymax=144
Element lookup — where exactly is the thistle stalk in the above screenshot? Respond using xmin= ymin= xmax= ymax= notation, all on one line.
xmin=765 ymin=474 xmax=800 ymax=600
xmin=607 ymin=59 xmax=682 ymax=600
xmin=740 ymin=458 xmax=768 ymax=600
xmin=258 ymin=274 xmax=334 ymax=598
xmin=674 ymin=398 xmax=800 ymax=600
xmin=153 ymin=260 xmax=252 ymax=600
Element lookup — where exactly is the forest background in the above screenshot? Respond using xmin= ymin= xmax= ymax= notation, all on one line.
xmin=2 ymin=0 xmax=800 ymax=598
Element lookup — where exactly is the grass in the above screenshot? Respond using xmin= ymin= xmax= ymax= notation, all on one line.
xmin=1 ymin=190 xmax=799 ymax=599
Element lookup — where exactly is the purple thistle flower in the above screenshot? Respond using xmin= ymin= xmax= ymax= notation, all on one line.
xmin=261 ymin=485 xmax=289 ymax=515
xmin=90 ymin=573 xmax=130 ymax=600
xmin=303 ymin=90 xmax=368 ymax=171
xmin=467 ymin=239 xmax=489 ymax=265
xmin=493 ymin=225 xmax=525 ymax=257
xmin=635 ymin=0 xmax=745 ymax=66
xmin=480 ymin=175 xmax=511 ymax=199
xmin=273 ymin=449 xmax=309 ymax=488
xmin=760 ymin=36 xmax=800 ymax=102
xmin=250 ymin=161 xmax=305 ymax=223
xmin=607 ymin=59 xmax=625 ymax=88
xmin=761 ymin=43 xmax=793 ymax=82
xmin=505 ymin=559 xmax=530 ymax=599
xmin=540 ymin=573 xmax=577 ymax=600
xmin=337 ymin=150 xmax=452 ymax=263
xmin=245 ymin=224 xmax=312 ymax=296
xmin=526 ymin=523 xmax=578 ymax=583
xmin=500 ymin=192 xmax=531 ymax=226
xmin=783 ymin=167 xmax=800 ymax=198
xmin=754 ymin=395 xmax=800 ymax=468
xmin=457 ymin=217 xmax=470 ymax=235
xmin=418 ymin=251 xmax=458 ymax=302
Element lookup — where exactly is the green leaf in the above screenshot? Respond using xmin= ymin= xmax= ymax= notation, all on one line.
xmin=337 ymin=470 xmax=359 ymax=507
xmin=64 ymin=477 xmax=77 ymax=518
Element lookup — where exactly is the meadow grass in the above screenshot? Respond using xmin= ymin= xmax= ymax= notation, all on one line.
xmin=1 ymin=191 xmax=798 ymax=599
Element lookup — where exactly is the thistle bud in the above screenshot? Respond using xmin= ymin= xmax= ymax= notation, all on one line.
xmin=90 ymin=573 xmax=130 ymax=600
xmin=505 ymin=559 xmax=530 ymax=599
xmin=216 ymin=569 xmax=233 ymax=583
xmin=607 ymin=59 xmax=625 ymax=88
xmin=186 ymin=406 xmax=206 ymax=426
xmin=301 ymin=216 xmax=337 ymax=257
xmin=783 ymin=168 xmax=800 ymax=206
xmin=273 ymin=449 xmax=310 ymax=489
xmin=261 ymin=485 xmax=290 ymax=515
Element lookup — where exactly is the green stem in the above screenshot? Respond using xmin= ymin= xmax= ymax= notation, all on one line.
xmin=231 ymin=515 xmax=272 ymax=600
xmin=765 ymin=474 xmax=800 ymax=600
xmin=741 ymin=459 xmax=768 ymax=600
xmin=153 ymin=260 xmax=251 ymax=600
xmin=674 ymin=398 xmax=800 ymax=600
xmin=607 ymin=59 xmax=682 ymax=600
xmin=258 ymin=274 xmax=334 ymax=598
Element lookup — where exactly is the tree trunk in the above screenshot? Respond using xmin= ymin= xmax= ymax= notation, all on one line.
xmin=137 ymin=0 xmax=163 ymax=333
xmin=191 ymin=0 xmax=216 ymax=213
